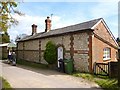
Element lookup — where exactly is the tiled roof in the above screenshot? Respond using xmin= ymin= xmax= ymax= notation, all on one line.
xmin=18 ymin=18 xmax=102 ymax=42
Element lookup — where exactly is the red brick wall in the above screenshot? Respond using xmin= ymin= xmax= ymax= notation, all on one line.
xmin=92 ymin=21 xmax=118 ymax=68
xmin=94 ymin=21 xmax=117 ymax=47
xmin=92 ymin=36 xmax=117 ymax=63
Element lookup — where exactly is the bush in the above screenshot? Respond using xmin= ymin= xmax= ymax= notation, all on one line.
xmin=44 ymin=41 xmax=57 ymax=65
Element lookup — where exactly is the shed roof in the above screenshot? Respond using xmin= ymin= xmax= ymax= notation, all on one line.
xmin=0 ymin=43 xmax=9 ymax=47
xmin=18 ymin=18 xmax=102 ymax=42
xmin=0 ymin=43 xmax=16 ymax=47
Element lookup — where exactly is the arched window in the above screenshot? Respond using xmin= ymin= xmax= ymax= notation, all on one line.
xmin=103 ymin=47 xmax=111 ymax=60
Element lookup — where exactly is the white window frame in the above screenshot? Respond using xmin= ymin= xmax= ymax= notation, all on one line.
xmin=103 ymin=47 xmax=111 ymax=60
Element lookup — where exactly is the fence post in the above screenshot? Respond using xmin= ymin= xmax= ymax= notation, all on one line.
xmin=108 ymin=62 xmax=110 ymax=77
xmin=93 ymin=62 xmax=96 ymax=74
xmin=118 ymin=48 xmax=120 ymax=86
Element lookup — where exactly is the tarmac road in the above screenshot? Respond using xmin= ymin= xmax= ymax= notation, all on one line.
xmin=0 ymin=60 xmax=102 ymax=89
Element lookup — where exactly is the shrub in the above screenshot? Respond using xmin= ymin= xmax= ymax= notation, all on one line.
xmin=44 ymin=41 xmax=57 ymax=64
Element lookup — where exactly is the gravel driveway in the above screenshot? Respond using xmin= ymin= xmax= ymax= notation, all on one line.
xmin=0 ymin=60 xmax=102 ymax=89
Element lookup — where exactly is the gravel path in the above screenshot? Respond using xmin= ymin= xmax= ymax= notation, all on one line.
xmin=0 ymin=60 xmax=102 ymax=89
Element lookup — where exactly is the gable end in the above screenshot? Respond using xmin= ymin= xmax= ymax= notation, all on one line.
xmin=91 ymin=19 xmax=118 ymax=48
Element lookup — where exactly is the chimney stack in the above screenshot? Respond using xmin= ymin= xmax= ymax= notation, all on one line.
xmin=45 ymin=16 xmax=51 ymax=32
xmin=32 ymin=24 xmax=37 ymax=35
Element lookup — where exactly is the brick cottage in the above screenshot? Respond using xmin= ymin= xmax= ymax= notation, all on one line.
xmin=17 ymin=17 xmax=118 ymax=73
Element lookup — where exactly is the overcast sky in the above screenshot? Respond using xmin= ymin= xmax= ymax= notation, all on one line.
xmin=8 ymin=1 xmax=119 ymax=41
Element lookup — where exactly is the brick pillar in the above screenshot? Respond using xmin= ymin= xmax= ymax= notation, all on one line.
xmin=23 ymin=42 xmax=25 ymax=60
xmin=16 ymin=42 xmax=18 ymax=60
xmin=88 ymin=31 xmax=93 ymax=73
xmin=39 ymin=39 xmax=41 ymax=62
xmin=70 ymin=34 xmax=74 ymax=59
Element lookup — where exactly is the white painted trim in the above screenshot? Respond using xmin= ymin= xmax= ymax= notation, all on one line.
xmin=91 ymin=18 xmax=118 ymax=47
xmin=57 ymin=46 xmax=63 ymax=68
xmin=91 ymin=19 xmax=102 ymax=30
xmin=0 ymin=43 xmax=9 ymax=47
xmin=103 ymin=58 xmax=111 ymax=61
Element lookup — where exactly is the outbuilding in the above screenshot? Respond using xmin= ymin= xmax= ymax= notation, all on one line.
xmin=17 ymin=17 xmax=118 ymax=73
xmin=0 ymin=43 xmax=16 ymax=59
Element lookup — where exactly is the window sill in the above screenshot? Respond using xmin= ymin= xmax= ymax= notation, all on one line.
xmin=103 ymin=58 xmax=111 ymax=61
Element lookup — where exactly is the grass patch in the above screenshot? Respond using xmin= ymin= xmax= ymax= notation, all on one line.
xmin=95 ymin=78 xmax=118 ymax=90
xmin=0 ymin=76 xmax=12 ymax=90
xmin=17 ymin=59 xmax=48 ymax=69
xmin=72 ymin=72 xmax=120 ymax=90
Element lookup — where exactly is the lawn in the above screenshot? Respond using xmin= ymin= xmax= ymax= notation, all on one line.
xmin=73 ymin=72 xmax=119 ymax=90
xmin=0 ymin=76 xmax=12 ymax=90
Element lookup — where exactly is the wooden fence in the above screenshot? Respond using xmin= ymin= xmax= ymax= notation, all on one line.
xmin=94 ymin=62 xmax=109 ymax=76
xmin=94 ymin=62 xmax=118 ymax=78
xmin=109 ymin=62 xmax=118 ymax=78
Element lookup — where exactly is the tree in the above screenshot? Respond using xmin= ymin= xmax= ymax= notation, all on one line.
xmin=116 ymin=37 xmax=120 ymax=42
xmin=116 ymin=37 xmax=120 ymax=46
xmin=0 ymin=1 xmax=24 ymax=32
xmin=15 ymin=34 xmax=28 ymax=42
xmin=0 ymin=32 xmax=10 ymax=43
xmin=44 ymin=41 xmax=57 ymax=65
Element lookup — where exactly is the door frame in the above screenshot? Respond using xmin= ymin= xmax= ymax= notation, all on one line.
xmin=57 ymin=45 xmax=64 ymax=68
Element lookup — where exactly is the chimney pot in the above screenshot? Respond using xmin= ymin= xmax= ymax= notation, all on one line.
xmin=47 ymin=16 xmax=50 ymax=19
xmin=45 ymin=16 xmax=51 ymax=32
xmin=32 ymin=24 xmax=37 ymax=35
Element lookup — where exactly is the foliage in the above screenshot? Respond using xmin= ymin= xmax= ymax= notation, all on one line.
xmin=44 ymin=41 xmax=57 ymax=64
xmin=0 ymin=32 xmax=10 ymax=43
xmin=72 ymin=72 xmax=120 ymax=90
xmin=15 ymin=34 xmax=27 ymax=42
xmin=73 ymin=72 xmax=94 ymax=81
xmin=0 ymin=1 xmax=24 ymax=32
xmin=116 ymin=37 xmax=120 ymax=46
xmin=116 ymin=37 xmax=120 ymax=42
xmin=0 ymin=76 xmax=12 ymax=90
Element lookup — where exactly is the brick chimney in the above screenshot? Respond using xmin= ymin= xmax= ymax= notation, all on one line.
xmin=32 ymin=24 xmax=37 ymax=35
xmin=45 ymin=16 xmax=51 ymax=32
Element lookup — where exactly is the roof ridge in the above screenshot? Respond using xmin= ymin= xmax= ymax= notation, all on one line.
xmin=51 ymin=18 xmax=102 ymax=31
xmin=18 ymin=18 xmax=102 ymax=41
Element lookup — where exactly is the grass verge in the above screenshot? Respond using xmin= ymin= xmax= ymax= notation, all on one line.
xmin=72 ymin=72 xmax=119 ymax=90
xmin=0 ymin=76 xmax=12 ymax=90
xmin=17 ymin=59 xmax=48 ymax=69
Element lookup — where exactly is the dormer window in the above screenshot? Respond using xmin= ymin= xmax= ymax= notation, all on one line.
xmin=103 ymin=47 xmax=111 ymax=60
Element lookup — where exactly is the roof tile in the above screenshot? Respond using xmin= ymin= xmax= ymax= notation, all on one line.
xmin=18 ymin=18 xmax=102 ymax=41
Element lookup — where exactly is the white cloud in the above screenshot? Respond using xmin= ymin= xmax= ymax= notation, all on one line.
xmin=90 ymin=2 xmax=118 ymax=18
xmin=8 ymin=14 xmax=72 ymax=41
xmin=8 ymin=14 xmax=44 ymax=40
xmin=21 ymin=0 xmax=119 ymax=2
xmin=89 ymin=2 xmax=118 ymax=38
xmin=9 ymin=12 xmax=89 ymax=41
xmin=8 ymin=1 xmax=119 ymax=41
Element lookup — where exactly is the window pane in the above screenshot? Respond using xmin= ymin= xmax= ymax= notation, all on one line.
xmin=103 ymin=48 xmax=111 ymax=60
